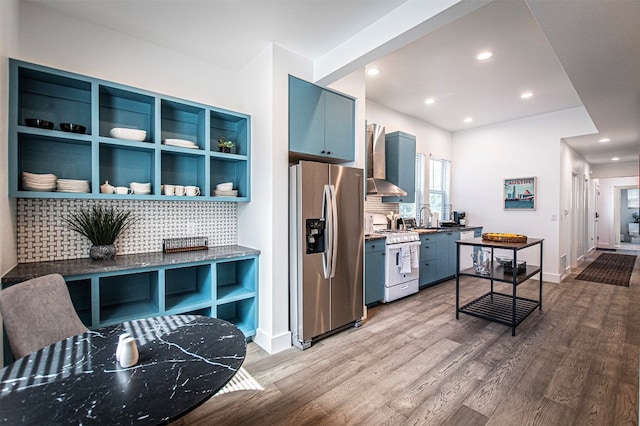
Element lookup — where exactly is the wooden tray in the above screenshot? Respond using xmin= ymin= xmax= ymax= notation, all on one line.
xmin=482 ymin=233 xmax=527 ymax=243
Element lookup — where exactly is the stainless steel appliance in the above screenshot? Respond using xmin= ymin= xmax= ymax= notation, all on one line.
xmin=366 ymin=123 xmax=407 ymax=196
xmin=454 ymin=211 xmax=466 ymax=225
xmin=290 ymin=161 xmax=364 ymax=349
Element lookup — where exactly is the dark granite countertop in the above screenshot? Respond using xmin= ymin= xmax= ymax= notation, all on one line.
xmin=365 ymin=226 xmax=482 ymax=241
xmin=2 ymin=245 xmax=260 ymax=285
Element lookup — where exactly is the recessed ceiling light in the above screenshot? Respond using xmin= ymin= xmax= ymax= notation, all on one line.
xmin=520 ymin=91 xmax=533 ymax=99
xmin=424 ymin=97 xmax=435 ymax=105
xmin=611 ymin=157 xmax=620 ymax=161
xmin=598 ymin=138 xmax=610 ymax=143
xmin=476 ymin=50 xmax=493 ymax=61
xmin=367 ymin=68 xmax=380 ymax=76
xmin=464 ymin=117 xmax=473 ymax=123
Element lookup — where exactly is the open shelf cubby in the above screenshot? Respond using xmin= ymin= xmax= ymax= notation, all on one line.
xmin=17 ymin=66 xmax=92 ymax=134
xmin=216 ymin=298 xmax=256 ymax=337
xmin=216 ymin=258 xmax=256 ymax=303
xmin=99 ymin=271 xmax=160 ymax=325
xmin=165 ymin=264 xmax=213 ymax=313
xmin=161 ymin=99 xmax=206 ymax=148
xmin=99 ymin=143 xmax=155 ymax=191
xmin=18 ymin=134 xmax=92 ymax=183
xmin=160 ymin=151 xmax=206 ymax=191
xmin=99 ymin=85 xmax=154 ymax=141
xmin=66 ymin=279 xmax=92 ymax=327
xmin=210 ymin=110 xmax=249 ymax=156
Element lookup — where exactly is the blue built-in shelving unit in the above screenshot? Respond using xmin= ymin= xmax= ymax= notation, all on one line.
xmin=8 ymin=59 xmax=251 ymax=201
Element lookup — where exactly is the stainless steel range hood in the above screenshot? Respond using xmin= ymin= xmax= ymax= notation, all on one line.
xmin=366 ymin=123 xmax=407 ymax=197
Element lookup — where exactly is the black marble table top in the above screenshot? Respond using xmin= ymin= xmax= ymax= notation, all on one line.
xmin=2 ymin=245 xmax=260 ymax=285
xmin=0 ymin=315 xmax=246 ymax=425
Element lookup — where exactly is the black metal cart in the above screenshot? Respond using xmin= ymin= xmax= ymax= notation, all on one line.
xmin=455 ymin=237 xmax=544 ymax=336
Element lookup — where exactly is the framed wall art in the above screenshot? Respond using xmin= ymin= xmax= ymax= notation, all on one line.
xmin=504 ymin=177 xmax=536 ymax=210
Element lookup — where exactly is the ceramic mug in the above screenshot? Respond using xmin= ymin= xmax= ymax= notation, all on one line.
xmin=115 ymin=186 xmax=132 ymax=195
xmin=186 ymin=186 xmax=200 ymax=196
xmin=163 ymin=184 xmax=175 ymax=196
xmin=174 ymin=185 xmax=186 ymax=196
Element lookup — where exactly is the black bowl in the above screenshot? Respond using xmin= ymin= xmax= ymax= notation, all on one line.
xmin=25 ymin=118 xmax=54 ymax=130
xmin=60 ymin=123 xmax=87 ymax=134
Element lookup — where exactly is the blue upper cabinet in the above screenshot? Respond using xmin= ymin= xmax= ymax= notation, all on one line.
xmin=8 ymin=59 xmax=251 ymax=202
xmin=289 ymin=75 xmax=355 ymax=163
xmin=382 ymin=131 xmax=416 ymax=203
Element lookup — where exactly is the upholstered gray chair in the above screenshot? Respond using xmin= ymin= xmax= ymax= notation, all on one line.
xmin=0 ymin=273 xmax=88 ymax=359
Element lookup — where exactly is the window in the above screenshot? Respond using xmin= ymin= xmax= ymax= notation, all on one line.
xmin=628 ymin=188 xmax=639 ymax=209
xmin=429 ymin=157 xmax=451 ymax=220
xmin=399 ymin=153 xmax=425 ymax=221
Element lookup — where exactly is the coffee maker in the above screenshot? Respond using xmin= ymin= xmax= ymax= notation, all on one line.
xmin=453 ymin=211 xmax=466 ymax=226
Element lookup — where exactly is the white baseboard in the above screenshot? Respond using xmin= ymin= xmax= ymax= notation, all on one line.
xmin=253 ymin=328 xmax=292 ymax=354
xmin=543 ymin=271 xmax=561 ymax=284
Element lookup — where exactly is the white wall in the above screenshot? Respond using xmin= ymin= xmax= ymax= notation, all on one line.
xmin=0 ymin=0 xmax=20 ymax=369
xmin=559 ymin=140 xmax=592 ymax=274
xmin=591 ymin=160 xmax=639 ymax=179
xmin=17 ymin=2 xmax=240 ymax=112
xmin=366 ymin=100 xmax=452 ymax=160
xmin=452 ymin=107 xmax=596 ymax=283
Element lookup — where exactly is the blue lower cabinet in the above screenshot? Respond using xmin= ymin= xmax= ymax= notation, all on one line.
xmin=364 ymin=241 xmax=385 ymax=305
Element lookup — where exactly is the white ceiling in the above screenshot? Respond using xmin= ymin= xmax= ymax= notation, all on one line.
xmin=26 ymin=0 xmax=640 ymax=165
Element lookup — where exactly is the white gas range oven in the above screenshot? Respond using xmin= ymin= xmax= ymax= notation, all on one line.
xmin=367 ymin=214 xmax=421 ymax=302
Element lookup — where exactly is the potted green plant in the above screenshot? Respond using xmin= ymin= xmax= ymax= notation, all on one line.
xmin=63 ymin=205 xmax=136 ymax=260
xmin=217 ymin=136 xmax=234 ymax=153
xmin=633 ymin=212 xmax=639 ymax=223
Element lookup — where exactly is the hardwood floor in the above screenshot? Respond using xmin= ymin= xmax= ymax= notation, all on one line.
xmin=173 ymin=251 xmax=640 ymax=425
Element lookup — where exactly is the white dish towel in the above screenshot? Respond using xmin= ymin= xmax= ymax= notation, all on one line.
xmin=410 ymin=244 xmax=419 ymax=269
xmin=400 ymin=246 xmax=412 ymax=273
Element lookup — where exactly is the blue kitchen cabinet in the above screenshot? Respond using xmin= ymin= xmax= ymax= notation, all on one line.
xmin=288 ymin=75 xmax=355 ymax=163
xmin=364 ymin=240 xmax=385 ymax=305
xmin=442 ymin=231 xmax=461 ymax=280
xmin=419 ymin=233 xmax=439 ymax=288
xmin=8 ymin=59 xmax=251 ymax=201
xmin=419 ymin=230 xmax=461 ymax=287
xmin=382 ymin=131 xmax=416 ymax=203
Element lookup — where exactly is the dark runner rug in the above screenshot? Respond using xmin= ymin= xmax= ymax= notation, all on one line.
xmin=575 ymin=253 xmax=636 ymax=286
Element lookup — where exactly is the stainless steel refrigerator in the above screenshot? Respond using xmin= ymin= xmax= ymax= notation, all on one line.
xmin=289 ymin=161 xmax=364 ymax=349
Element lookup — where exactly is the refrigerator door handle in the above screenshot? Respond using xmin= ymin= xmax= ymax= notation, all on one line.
xmin=328 ymin=184 xmax=338 ymax=279
xmin=322 ymin=184 xmax=333 ymax=279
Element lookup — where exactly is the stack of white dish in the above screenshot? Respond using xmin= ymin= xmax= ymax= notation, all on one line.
xmin=162 ymin=138 xmax=198 ymax=149
xmin=130 ymin=181 xmax=151 ymax=195
xmin=22 ymin=171 xmax=57 ymax=192
xmin=57 ymin=179 xmax=90 ymax=193
xmin=110 ymin=128 xmax=147 ymax=142
xmin=212 ymin=182 xmax=237 ymax=197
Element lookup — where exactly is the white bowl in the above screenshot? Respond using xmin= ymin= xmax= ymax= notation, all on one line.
xmin=216 ymin=182 xmax=233 ymax=191
xmin=130 ymin=181 xmax=151 ymax=189
xmin=110 ymin=128 xmax=147 ymax=142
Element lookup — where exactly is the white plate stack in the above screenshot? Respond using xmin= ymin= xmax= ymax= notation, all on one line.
xmin=57 ymin=179 xmax=90 ymax=193
xmin=130 ymin=182 xmax=151 ymax=195
xmin=162 ymin=139 xmax=199 ymax=149
xmin=22 ymin=171 xmax=57 ymax=192
xmin=212 ymin=182 xmax=237 ymax=197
